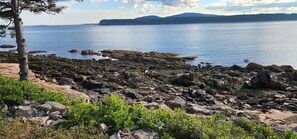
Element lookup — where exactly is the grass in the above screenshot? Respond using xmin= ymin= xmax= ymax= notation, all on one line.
xmin=0 ymin=75 xmax=78 ymax=106
xmin=0 ymin=120 xmax=106 ymax=139
xmin=0 ymin=75 xmax=296 ymax=139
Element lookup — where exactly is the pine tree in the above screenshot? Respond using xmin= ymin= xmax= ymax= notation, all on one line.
xmin=0 ymin=0 xmax=81 ymax=81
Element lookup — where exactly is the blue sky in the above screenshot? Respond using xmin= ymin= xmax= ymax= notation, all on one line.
xmin=17 ymin=0 xmax=297 ymax=25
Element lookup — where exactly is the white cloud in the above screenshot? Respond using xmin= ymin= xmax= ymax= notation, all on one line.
xmin=117 ymin=0 xmax=197 ymax=7
xmin=207 ymin=0 xmax=297 ymax=13
xmin=21 ymin=8 xmax=137 ymax=25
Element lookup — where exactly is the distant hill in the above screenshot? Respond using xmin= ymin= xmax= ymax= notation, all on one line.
xmin=166 ymin=12 xmax=218 ymax=18
xmin=135 ymin=15 xmax=161 ymax=20
xmin=99 ymin=13 xmax=297 ymax=25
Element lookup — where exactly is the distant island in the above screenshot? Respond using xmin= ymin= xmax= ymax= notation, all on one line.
xmin=99 ymin=13 xmax=297 ymax=25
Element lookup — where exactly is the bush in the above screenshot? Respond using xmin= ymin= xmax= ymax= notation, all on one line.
xmin=0 ymin=119 xmax=106 ymax=139
xmin=1 ymin=75 xmax=296 ymax=138
xmin=68 ymin=95 xmax=297 ymax=139
xmin=0 ymin=75 xmax=75 ymax=105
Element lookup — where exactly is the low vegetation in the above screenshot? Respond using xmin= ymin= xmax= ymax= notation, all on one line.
xmin=0 ymin=75 xmax=296 ymax=139
xmin=0 ymin=120 xmax=106 ymax=139
xmin=67 ymin=95 xmax=297 ymax=139
xmin=0 ymin=75 xmax=76 ymax=106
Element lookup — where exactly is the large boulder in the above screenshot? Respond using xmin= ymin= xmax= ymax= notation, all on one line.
xmin=184 ymin=90 xmax=216 ymax=105
xmin=246 ymin=63 xmax=264 ymax=71
xmin=81 ymin=80 xmax=105 ymax=90
xmin=165 ymin=96 xmax=187 ymax=109
xmin=248 ymin=71 xmax=286 ymax=90
xmin=186 ymin=105 xmax=213 ymax=115
xmin=38 ymin=103 xmax=53 ymax=112
xmin=123 ymin=90 xmax=143 ymax=100
xmin=44 ymin=101 xmax=65 ymax=113
xmin=280 ymin=65 xmax=294 ymax=72
xmin=14 ymin=106 xmax=37 ymax=118
xmin=81 ymin=50 xmax=101 ymax=56
xmin=57 ymin=77 xmax=74 ymax=85
xmin=251 ymin=71 xmax=272 ymax=88
xmin=169 ymin=73 xmax=195 ymax=87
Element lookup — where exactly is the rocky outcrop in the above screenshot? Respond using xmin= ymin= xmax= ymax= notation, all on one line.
xmin=165 ymin=96 xmax=187 ymax=109
xmin=81 ymin=50 xmax=101 ymax=56
xmin=1 ymin=50 xmax=297 ymax=132
xmin=1 ymin=100 xmax=66 ymax=128
xmin=0 ymin=44 xmax=15 ymax=49
xmin=68 ymin=49 xmax=78 ymax=53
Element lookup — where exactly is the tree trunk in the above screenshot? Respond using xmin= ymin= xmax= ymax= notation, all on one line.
xmin=11 ymin=0 xmax=29 ymax=81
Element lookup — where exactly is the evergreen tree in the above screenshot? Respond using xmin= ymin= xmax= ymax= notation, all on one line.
xmin=0 ymin=0 xmax=81 ymax=81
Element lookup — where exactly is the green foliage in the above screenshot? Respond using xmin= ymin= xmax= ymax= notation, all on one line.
xmin=233 ymin=119 xmax=297 ymax=139
xmin=68 ymin=95 xmax=297 ymax=139
xmin=0 ymin=75 xmax=74 ymax=105
xmin=68 ymin=95 xmax=135 ymax=132
xmin=0 ymin=119 xmax=106 ymax=139
xmin=0 ymin=75 xmax=296 ymax=138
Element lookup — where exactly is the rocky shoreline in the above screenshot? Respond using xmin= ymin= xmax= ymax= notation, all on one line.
xmin=0 ymin=50 xmax=296 ymax=132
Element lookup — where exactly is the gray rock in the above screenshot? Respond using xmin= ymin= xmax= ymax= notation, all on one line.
xmin=44 ymin=101 xmax=65 ymax=113
xmin=48 ymin=119 xmax=65 ymax=129
xmin=186 ymin=105 xmax=213 ymax=115
xmin=15 ymin=106 xmax=37 ymax=118
xmin=68 ymin=49 xmax=78 ymax=53
xmin=46 ymin=119 xmax=54 ymax=126
xmin=38 ymin=103 xmax=53 ymax=111
xmin=184 ymin=90 xmax=216 ymax=105
xmin=0 ymin=44 xmax=16 ymax=48
xmin=81 ymin=50 xmax=101 ymax=56
xmin=124 ymin=90 xmax=143 ymax=100
xmin=38 ymin=110 xmax=46 ymax=117
xmin=131 ymin=130 xmax=159 ymax=139
xmin=249 ymin=72 xmax=285 ymax=90
xmin=81 ymin=80 xmax=105 ymax=90
xmin=50 ymin=111 xmax=63 ymax=120
xmin=227 ymin=97 xmax=237 ymax=104
xmin=169 ymin=73 xmax=194 ymax=87
xmin=156 ymin=84 xmax=178 ymax=94
xmin=272 ymin=125 xmax=290 ymax=132
xmin=264 ymin=101 xmax=278 ymax=109
xmin=251 ymin=71 xmax=271 ymax=88
xmin=280 ymin=65 xmax=294 ymax=72
xmin=99 ymin=123 xmax=108 ymax=133
xmin=246 ymin=63 xmax=264 ymax=71
xmin=97 ymin=88 xmax=111 ymax=94
xmin=109 ymin=131 xmax=121 ymax=139
xmin=165 ymin=96 xmax=187 ymax=109
xmin=58 ymin=77 xmax=74 ymax=85
xmin=247 ymin=98 xmax=259 ymax=105
xmin=143 ymin=102 xmax=161 ymax=109
xmin=29 ymin=116 xmax=50 ymax=125
xmin=23 ymin=100 xmax=31 ymax=106
xmin=241 ymin=104 xmax=252 ymax=109
xmin=144 ymin=96 xmax=154 ymax=103
xmin=7 ymin=117 xmax=13 ymax=122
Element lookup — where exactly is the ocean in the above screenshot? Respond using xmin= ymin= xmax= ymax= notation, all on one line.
xmin=1 ymin=21 xmax=297 ymax=68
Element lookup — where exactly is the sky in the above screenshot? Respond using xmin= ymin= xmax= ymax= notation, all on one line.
xmin=17 ymin=0 xmax=297 ymax=25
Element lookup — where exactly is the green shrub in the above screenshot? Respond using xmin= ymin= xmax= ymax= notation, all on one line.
xmin=1 ymin=75 xmax=296 ymax=138
xmin=0 ymin=75 xmax=75 ymax=105
xmin=0 ymin=119 xmax=107 ymax=139
xmin=68 ymin=95 xmax=296 ymax=139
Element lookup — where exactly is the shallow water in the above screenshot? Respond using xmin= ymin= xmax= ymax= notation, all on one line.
xmin=1 ymin=21 xmax=297 ymax=68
